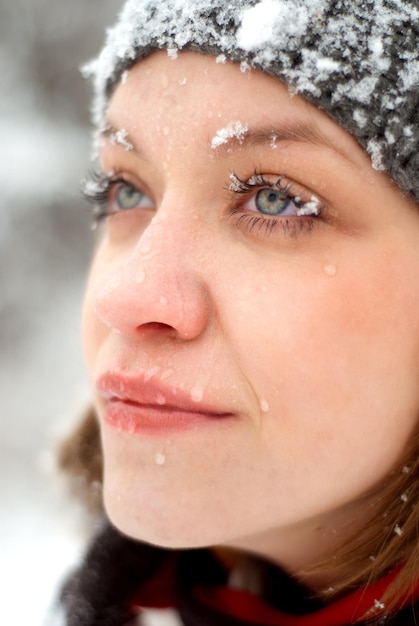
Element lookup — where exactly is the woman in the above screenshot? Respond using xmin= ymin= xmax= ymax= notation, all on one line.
xmin=57 ymin=0 xmax=419 ymax=624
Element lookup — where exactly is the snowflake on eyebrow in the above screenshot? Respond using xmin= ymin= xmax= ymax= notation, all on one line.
xmin=110 ymin=128 xmax=134 ymax=151
xmin=211 ymin=121 xmax=249 ymax=149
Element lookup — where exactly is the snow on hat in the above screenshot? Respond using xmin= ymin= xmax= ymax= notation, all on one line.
xmin=84 ymin=0 xmax=419 ymax=202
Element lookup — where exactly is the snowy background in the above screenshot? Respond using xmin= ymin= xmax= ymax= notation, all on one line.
xmin=0 ymin=1 xmax=123 ymax=623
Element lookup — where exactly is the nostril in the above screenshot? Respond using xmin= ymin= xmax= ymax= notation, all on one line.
xmin=136 ymin=321 xmax=176 ymax=334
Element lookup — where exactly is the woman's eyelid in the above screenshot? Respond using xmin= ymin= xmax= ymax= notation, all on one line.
xmin=110 ymin=170 xmax=150 ymax=195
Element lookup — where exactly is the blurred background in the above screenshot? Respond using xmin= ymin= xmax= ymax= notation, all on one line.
xmin=0 ymin=1 xmax=123 ymax=622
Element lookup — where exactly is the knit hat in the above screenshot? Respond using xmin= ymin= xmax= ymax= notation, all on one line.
xmin=84 ymin=0 xmax=419 ymax=202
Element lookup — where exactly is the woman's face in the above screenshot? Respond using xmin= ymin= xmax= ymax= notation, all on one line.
xmin=82 ymin=51 xmax=419 ymax=574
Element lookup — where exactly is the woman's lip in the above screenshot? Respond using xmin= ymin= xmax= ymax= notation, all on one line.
xmin=103 ymin=399 xmax=234 ymax=434
xmin=97 ymin=372 xmax=235 ymax=435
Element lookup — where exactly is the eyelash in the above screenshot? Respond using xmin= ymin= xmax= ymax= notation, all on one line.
xmin=228 ymin=171 xmax=324 ymax=237
xmin=81 ymin=168 xmax=325 ymax=238
xmin=81 ymin=169 xmax=127 ymax=226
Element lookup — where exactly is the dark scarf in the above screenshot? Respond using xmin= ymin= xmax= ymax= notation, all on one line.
xmin=60 ymin=520 xmax=419 ymax=626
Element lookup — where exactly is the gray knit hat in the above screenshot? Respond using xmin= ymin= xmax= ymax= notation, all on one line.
xmin=84 ymin=0 xmax=419 ymax=202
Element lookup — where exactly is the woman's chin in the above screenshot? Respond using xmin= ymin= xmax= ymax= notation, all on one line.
xmin=104 ymin=489 xmax=223 ymax=550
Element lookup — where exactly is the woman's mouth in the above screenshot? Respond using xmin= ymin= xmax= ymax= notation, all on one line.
xmin=96 ymin=371 xmax=236 ymax=435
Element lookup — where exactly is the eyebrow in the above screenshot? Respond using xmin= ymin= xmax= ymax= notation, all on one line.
xmin=211 ymin=120 xmax=345 ymax=159
xmin=102 ymin=119 xmax=352 ymax=164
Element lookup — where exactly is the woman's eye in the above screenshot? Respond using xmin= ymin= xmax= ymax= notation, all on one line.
xmin=112 ymin=182 xmax=152 ymax=212
xmin=250 ymin=188 xmax=294 ymax=216
xmin=230 ymin=173 xmax=322 ymax=221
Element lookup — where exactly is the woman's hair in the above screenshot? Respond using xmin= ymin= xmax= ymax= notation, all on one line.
xmin=58 ymin=408 xmax=418 ymax=608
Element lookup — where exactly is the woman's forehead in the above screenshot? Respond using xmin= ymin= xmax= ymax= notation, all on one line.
xmin=104 ymin=51 xmax=367 ymax=169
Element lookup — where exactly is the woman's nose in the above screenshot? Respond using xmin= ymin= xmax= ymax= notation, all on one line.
xmin=93 ymin=219 xmax=211 ymax=341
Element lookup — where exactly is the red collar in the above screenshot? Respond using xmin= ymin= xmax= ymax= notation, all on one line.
xmin=194 ymin=567 xmax=419 ymax=626
xmin=132 ymin=558 xmax=419 ymax=626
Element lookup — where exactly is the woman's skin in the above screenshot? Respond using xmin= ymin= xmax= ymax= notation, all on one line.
xmin=82 ymin=51 xmax=419 ymax=588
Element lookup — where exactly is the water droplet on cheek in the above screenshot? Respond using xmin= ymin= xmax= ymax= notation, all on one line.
xmin=190 ymin=386 xmax=204 ymax=403
xmin=323 ymin=264 xmax=337 ymax=277
xmin=155 ymin=452 xmax=166 ymax=466
xmin=259 ymin=398 xmax=270 ymax=413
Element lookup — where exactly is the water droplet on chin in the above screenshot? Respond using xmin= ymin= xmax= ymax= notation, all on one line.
xmin=190 ymin=386 xmax=204 ymax=403
xmin=323 ymin=264 xmax=337 ymax=276
xmin=155 ymin=452 xmax=166 ymax=466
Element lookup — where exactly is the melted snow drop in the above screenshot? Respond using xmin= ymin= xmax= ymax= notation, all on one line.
xmin=144 ymin=366 xmax=161 ymax=382
xmin=161 ymin=368 xmax=175 ymax=381
xmin=155 ymin=452 xmax=166 ymax=466
xmin=112 ymin=328 xmax=122 ymax=335
xmin=142 ymin=249 xmax=162 ymax=262
xmin=260 ymin=398 xmax=270 ymax=413
xmin=159 ymin=296 xmax=168 ymax=306
xmin=190 ymin=386 xmax=204 ymax=403
xmin=156 ymin=393 xmax=166 ymax=405
xmin=135 ymin=267 xmax=146 ymax=284
xmin=140 ymin=239 xmax=152 ymax=255
xmin=323 ymin=264 xmax=337 ymax=277
xmin=211 ymin=121 xmax=249 ymax=149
